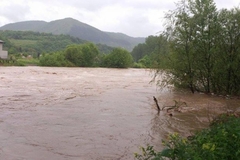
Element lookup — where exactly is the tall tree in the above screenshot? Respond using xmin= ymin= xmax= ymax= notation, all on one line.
xmin=65 ymin=43 xmax=99 ymax=67
xmin=162 ymin=0 xmax=236 ymax=94
xmin=165 ymin=0 xmax=197 ymax=92
xmin=189 ymin=0 xmax=219 ymax=93
xmin=215 ymin=8 xmax=240 ymax=94
xmin=131 ymin=43 xmax=147 ymax=61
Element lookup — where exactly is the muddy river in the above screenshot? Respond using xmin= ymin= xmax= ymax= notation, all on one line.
xmin=0 ymin=67 xmax=239 ymax=160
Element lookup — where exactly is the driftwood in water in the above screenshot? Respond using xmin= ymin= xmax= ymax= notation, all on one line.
xmin=153 ymin=96 xmax=160 ymax=112
xmin=163 ymin=100 xmax=187 ymax=112
xmin=153 ymin=97 xmax=176 ymax=116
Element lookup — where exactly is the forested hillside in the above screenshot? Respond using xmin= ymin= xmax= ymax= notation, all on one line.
xmin=0 ymin=18 xmax=145 ymax=51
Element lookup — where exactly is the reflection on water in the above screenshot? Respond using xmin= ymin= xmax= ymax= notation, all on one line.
xmin=0 ymin=67 xmax=239 ymax=160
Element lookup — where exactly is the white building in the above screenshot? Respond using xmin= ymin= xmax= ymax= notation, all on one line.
xmin=0 ymin=40 xmax=8 ymax=59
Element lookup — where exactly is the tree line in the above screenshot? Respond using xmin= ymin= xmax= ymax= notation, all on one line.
xmin=39 ymin=43 xmax=133 ymax=68
xmin=132 ymin=0 xmax=240 ymax=96
xmin=131 ymin=35 xmax=169 ymax=68
xmin=165 ymin=0 xmax=240 ymax=95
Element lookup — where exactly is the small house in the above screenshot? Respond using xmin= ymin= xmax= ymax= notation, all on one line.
xmin=0 ymin=40 xmax=8 ymax=59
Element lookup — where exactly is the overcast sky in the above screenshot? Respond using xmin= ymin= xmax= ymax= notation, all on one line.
xmin=0 ymin=0 xmax=239 ymax=37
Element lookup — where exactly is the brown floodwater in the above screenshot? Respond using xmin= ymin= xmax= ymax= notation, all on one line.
xmin=0 ymin=67 xmax=239 ymax=160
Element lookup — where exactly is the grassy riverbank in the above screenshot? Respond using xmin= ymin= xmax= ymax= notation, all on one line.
xmin=135 ymin=113 xmax=240 ymax=160
xmin=1 ymin=58 xmax=39 ymax=66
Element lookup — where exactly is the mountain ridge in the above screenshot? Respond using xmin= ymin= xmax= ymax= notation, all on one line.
xmin=0 ymin=18 xmax=145 ymax=51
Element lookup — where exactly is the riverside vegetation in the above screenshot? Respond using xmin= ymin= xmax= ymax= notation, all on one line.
xmin=133 ymin=0 xmax=240 ymax=96
xmin=39 ymin=43 xmax=133 ymax=68
xmin=134 ymin=113 xmax=240 ymax=160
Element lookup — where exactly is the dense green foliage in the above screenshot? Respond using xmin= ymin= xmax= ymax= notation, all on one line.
xmin=166 ymin=0 xmax=240 ymax=95
xmin=135 ymin=114 xmax=240 ymax=160
xmin=39 ymin=51 xmax=72 ymax=67
xmin=39 ymin=44 xmax=133 ymax=68
xmin=65 ymin=43 xmax=99 ymax=67
xmin=103 ymin=48 xmax=133 ymax=68
xmin=131 ymin=35 xmax=169 ymax=68
xmin=131 ymin=0 xmax=240 ymax=95
xmin=40 ymin=43 xmax=99 ymax=67
xmin=137 ymin=0 xmax=240 ymax=95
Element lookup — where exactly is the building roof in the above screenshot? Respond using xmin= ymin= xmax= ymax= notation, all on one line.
xmin=0 ymin=40 xmax=4 ymax=43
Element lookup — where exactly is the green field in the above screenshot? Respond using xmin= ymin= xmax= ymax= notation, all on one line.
xmin=16 ymin=58 xmax=40 ymax=66
xmin=10 ymin=39 xmax=38 ymax=46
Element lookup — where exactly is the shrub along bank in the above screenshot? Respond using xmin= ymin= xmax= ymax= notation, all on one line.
xmin=135 ymin=113 xmax=240 ymax=160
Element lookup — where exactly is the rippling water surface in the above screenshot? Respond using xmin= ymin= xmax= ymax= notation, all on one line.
xmin=0 ymin=67 xmax=239 ymax=160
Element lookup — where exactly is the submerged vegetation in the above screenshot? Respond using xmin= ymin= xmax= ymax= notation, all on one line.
xmin=132 ymin=0 xmax=240 ymax=96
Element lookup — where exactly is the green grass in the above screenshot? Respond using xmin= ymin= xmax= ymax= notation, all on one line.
xmin=9 ymin=39 xmax=37 ymax=46
xmin=15 ymin=58 xmax=39 ymax=66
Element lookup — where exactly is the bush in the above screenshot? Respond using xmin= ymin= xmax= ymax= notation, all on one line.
xmin=103 ymin=48 xmax=133 ymax=68
xmin=133 ymin=62 xmax=146 ymax=68
xmin=135 ymin=114 xmax=240 ymax=160
xmin=39 ymin=51 xmax=71 ymax=67
xmin=65 ymin=43 xmax=99 ymax=67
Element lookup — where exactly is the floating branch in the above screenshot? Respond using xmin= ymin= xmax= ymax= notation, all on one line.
xmin=153 ymin=96 xmax=161 ymax=112
xmin=153 ymin=97 xmax=187 ymax=116
xmin=65 ymin=95 xmax=76 ymax=100
xmin=163 ymin=100 xmax=187 ymax=112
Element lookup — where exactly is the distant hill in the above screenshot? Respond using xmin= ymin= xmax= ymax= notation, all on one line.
xmin=0 ymin=18 xmax=145 ymax=51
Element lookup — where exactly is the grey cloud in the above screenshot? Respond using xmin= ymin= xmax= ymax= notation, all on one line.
xmin=215 ymin=0 xmax=239 ymax=9
xmin=123 ymin=0 xmax=175 ymax=10
xmin=0 ymin=4 xmax=30 ymax=23
xmin=106 ymin=9 xmax=159 ymax=37
xmin=54 ymin=0 xmax=120 ymax=11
